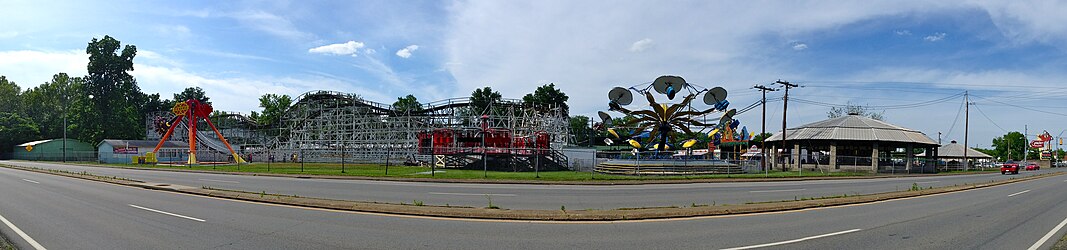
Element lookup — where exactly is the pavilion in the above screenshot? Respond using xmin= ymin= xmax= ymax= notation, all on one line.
xmin=764 ymin=114 xmax=940 ymax=173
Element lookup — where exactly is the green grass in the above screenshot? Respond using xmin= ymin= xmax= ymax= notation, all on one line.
xmin=0 ymin=232 xmax=12 ymax=250
xmin=95 ymin=162 xmax=871 ymax=181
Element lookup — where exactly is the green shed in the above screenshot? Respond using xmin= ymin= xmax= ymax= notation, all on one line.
xmin=13 ymin=139 xmax=96 ymax=161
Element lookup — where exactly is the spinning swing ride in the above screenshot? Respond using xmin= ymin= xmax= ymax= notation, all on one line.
xmin=595 ymin=75 xmax=750 ymax=174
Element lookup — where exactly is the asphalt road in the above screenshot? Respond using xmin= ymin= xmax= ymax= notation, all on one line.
xmin=2 ymin=160 xmax=1062 ymax=210
xmin=2 ymin=163 xmax=1067 ymax=249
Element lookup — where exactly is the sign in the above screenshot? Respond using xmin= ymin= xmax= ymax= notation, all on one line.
xmin=24 ymin=145 xmax=32 ymax=152
xmin=114 ymin=146 xmax=139 ymax=154
xmin=1030 ymin=140 xmax=1045 ymax=149
xmin=1041 ymin=150 xmax=1052 ymax=160
xmin=1039 ymin=131 xmax=1054 ymax=142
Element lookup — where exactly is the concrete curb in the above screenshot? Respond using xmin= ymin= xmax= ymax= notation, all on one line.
xmin=25 ymin=161 xmax=1001 ymax=185
xmin=3 ymin=164 xmax=1060 ymax=221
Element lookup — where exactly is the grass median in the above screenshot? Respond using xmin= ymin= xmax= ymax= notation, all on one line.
xmin=99 ymin=162 xmax=871 ymax=181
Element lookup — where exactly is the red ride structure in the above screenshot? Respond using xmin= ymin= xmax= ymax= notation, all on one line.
xmin=150 ymin=100 xmax=246 ymax=165
xmin=415 ymin=115 xmax=557 ymax=171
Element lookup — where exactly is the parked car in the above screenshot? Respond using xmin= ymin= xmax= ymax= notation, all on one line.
xmin=1025 ymin=163 xmax=1040 ymax=171
xmin=1001 ymin=162 xmax=1020 ymax=174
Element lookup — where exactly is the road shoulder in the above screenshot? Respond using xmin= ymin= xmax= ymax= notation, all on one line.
xmin=2 ymin=163 xmax=1060 ymax=221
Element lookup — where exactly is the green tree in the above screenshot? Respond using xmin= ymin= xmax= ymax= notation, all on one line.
xmin=469 ymin=87 xmax=501 ymax=115
xmin=522 ymin=83 xmax=569 ymax=115
xmin=568 ymin=115 xmax=592 ymax=145
xmin=81 ymin=35 xmax=145 ymax=142
xmin=0 ymin=112 xmax=41 ymax=153
xmin=0 ymin=76 xmax=22 ymax=114
xmin=254 ymin=94 xmax=292 ymax=126
xmin=992 ymin=131 xmax=1027 ymax=161
xmin=172 ymin=86 xmax=210 ymax=105
xmin=751 ymin=132 xmax=774 ymax=148
xmin=828 ymin=102 xmax=884 ymax=121
xmin=392 ymin=94 xmax=422 ymax=114
xmin=21 ymin=73 xmax=85 ymax=139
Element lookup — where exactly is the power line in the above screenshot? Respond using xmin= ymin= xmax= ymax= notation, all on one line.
xmin=972 ymin=94 xmax=1067 ymax=117
xmin=972 ymin=103 xmax=1008 ymax=133
xmin=789 ymin=91 xmax=964 ymax=110
xmin=943 ymin=96 xmax=966 ymax=139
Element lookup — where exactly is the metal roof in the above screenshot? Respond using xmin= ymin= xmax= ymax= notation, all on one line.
xmin=98 ymin=139 xmax=185 ymax=149
xmin=16 ymin=139 xmax=53 ymax=147
xmin=917 ymin=141 xmax=993 ymax=158
xmin=764 ymin=115 xmax=938 ymax=146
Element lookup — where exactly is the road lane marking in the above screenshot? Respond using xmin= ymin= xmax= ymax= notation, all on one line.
xmin=128 ymin=204 xmax=206 ymax=222
xmin=21 ymin=179 xmax=39 ymax=184
xmin=1008 ymin=190 xmax=1031 ymax=197
xmin=197 ymin=178 xmax=240 ymax=184
xmin=915 ymin=181 xmax=940 ymax=184
xmin=720 ymin=229 xmax=862 ymax=250
xmin=0 ymin=210 xmax=47 ymax=250
xmin=1028 ymin=215 xmax=1067 ymax=250
xmin=428 ymin=192 xmax=517 ymax=197
xmin=749 ymin=189 xmax=806 ymax=193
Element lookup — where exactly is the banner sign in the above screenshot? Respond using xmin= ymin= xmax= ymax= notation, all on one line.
xmin=1030 ymin=140 xmax=1045 ymax=149
xmin=114 ymin=146 xmax=139 ymax=154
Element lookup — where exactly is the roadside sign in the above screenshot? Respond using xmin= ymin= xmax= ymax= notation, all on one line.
xmin=1031 ymin=140 xmax=1045 ymax=148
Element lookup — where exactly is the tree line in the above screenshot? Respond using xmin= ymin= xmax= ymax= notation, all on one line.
xmin=0 ymin=35 xmax=578 ymax=153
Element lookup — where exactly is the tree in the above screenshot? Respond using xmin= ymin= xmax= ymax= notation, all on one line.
xmin=81 ymin=35 xmax=144 ymax=143
xmin=751 ymin=132 xmax=774 ymax=148
xmin=469 ymin=87 xmax=501 ymax=115
xmin=392 ymin=94 xmax=422 ymax=114
xmin=828 ymin=102 xmax=884 ymax=120
xmin=568 ymin=115 xmax=592 ymax=145
xmin=522 ymin=83 xmax=569 ymax=115
xmin=172 ymin=86 xmax=210 ymax=105
xmin=991 ymin=131 xmax=1027 ymax=161
xmin=0 ymin=76 xmax=21 ymax=114
xmin=255 ymin=94 xmax=292 ymax=126
xmin=0 ymin=112 xmax=41 ymax=153
xmin=21 ymin=73 xmax=85 ymax=139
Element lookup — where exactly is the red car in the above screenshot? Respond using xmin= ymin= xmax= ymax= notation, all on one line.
xmin=1001 ymin=162 xmax=1019 ymax=174
xmin=1025 ymin=163 xmax=1040 ymax=171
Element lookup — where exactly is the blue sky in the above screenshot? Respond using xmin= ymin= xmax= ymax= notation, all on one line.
xmin=3 ymin=0 xmax=1067 ymax=148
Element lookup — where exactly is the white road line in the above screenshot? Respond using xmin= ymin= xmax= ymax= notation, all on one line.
xmin=1008 ymin=190 xmax=1031 ymax=197
xmin=915 ymin=181 xmax=940 ymax=184
xmin=749 ymin=189 xmax=807 ymax=193
xmin=720 ymin=229 xmax=862 ymax=250
xmin=197 ymin=178 xmax=240 ymax=184
xmin=128 ymin=204 xmax=206 ymax=222
xmin=21 ymin=179 xmax=39 ymax=184
xmin=1028 ymin=215 xmax=1067 ymax=250
xmin=428 ymin=192 xmax=517 ymax=197
xmin=0 ymin=210 xmax=47 ymax=250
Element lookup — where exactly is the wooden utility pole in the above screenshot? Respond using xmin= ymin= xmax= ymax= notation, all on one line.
xmin=753 ymin=85 xmax=778 ymax=173
xmin=775 ymin=80 xmax=798 ymax=171
xmin=964 ymin=91 xmax=969 ymax=171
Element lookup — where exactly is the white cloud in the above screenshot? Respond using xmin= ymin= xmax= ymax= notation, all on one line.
xmin=395 ymin=45 xmax=419 ymax=58
xmin=629 ymin=38 xmax=653 ymax=52
xmin=183 ymin=9 xmax=312 ymax=41
xmin=895 ymin=30 xmax=912 ymax=36
xmin=308 ymin=41 xmax=366 ymax=57
xmin=924 ymin=32 xmax=946 ymax=42
xmin=792 ymin=43 xmax=808 ymax=51
xmin=365 ymin=48 xmax=377 ymax=54
xmin=0 ymin=50 xmax=87 ymax=88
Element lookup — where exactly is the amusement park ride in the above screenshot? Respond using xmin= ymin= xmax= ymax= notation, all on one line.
xmin=594 ymin=75 xmax=751 ymax=174
xmin=145 ymin=100 xmax=246 ymax=165
xmin=600 ymin=75 xmax=747 ymax=152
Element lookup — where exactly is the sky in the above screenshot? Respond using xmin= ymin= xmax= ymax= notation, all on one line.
xmin=3 ymin=0 xmax=1067 ymax=149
